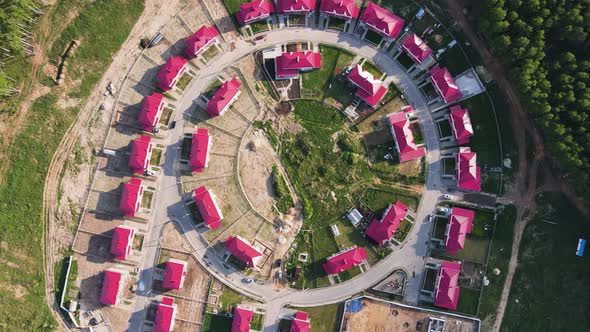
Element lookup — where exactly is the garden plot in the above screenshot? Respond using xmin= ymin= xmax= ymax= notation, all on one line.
xmin=154 ymin=250 xmax=211 ymax=303
xmin=219 ymin=211 xmax=266 ymax=244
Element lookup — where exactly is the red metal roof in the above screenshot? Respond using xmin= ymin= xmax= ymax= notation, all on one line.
xmin=128 ymin=135 xmax=152 ymax=174
xmin=277 ymin=0 xmax=315 ymax=13
xmin=138 ymin=92 xmax=165 ymax=132
xmin=387 ymin=111 xmax=426 ymax=162
xmin=157 ymin=56 xmax=188 ymax=91
xmin=154 ymin=297 xmax=176 ymax=332
xmin=110 ymin=225 xmax=135 ymax=260
xmin=119 ymin=177 xmax=143 ymax=217
xmin=360 ymin=2 xmax=405 ymax=39
xmin=434 ymin=261 xmax=461 ymax=310
xmin=193 ymin=186 xmax=223 ymax=229
xmin=365 ymin=201 xmax=408 ymax=245
xmin=449 ymin=105 xmax=473 ymax=144
xmin=189 ymin=128 xmax=210 ymax=173
xmin=225 ymin=235 xmax=263 ymax=268
xmin=457 ymin=147 xmax=481 ymax=192
xmin=401 ymin=33 xmax=433 ymax=64
xmin=323 ymin=247 xmax=367 ymax=275
xmin=231 ymin=307 xmax=254 ymax=332
xmin=100 ymin=269 xmax=123 ymax=305
xmin=347 ymin=64 xmax=388 ymax=107
xmin=291 ymin=311 xmax=310 ymax=332
xmin=445 ymin=207 xmax=474 ymax=254
xmin=236 ymin=0 xmax=275 ymax=25
xmin=207 ymin=78 xmax=241 ymax=117
xmin=320 ymin=0 xmax=359 ymax=19
xmin=275 ymin=51 xmax=322 ymax=78
xmin=429 ymin=66 xmax=462 ymax=104
xmin=162 ymin=259 xmax=187 ymax=290
xmin=184 ymin=25 xmax=219 ymax=58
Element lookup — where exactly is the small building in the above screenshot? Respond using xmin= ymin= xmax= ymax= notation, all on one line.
xmin=365 ymin=201 xmax=408 ymax=245
xmin=277 ymin=0 xmax=315 ymax=14
xmin=275 ymin=51 xmax=322 ymax=79
xmin=398 ymin=33 xmax=434 ymax=70
xmin=189 ymin=128 xmax=211 ymax=173
xmin=137 ymin=92 xmax=165 ymax=132
xmin=184 ymin=25 xmax=220 ymax=59
xmin=323 ymin=246 xmax=367 ymax=275
xmin=445 ymin=207 xmax=474 ymax=254
xmin=110 ymin=225 xmax=136 ymax=260
xmin=346 ymin=208 xmax=363 ymax=225
xmin=449 ymin=105 xmax=473 ymax=144
xmin=236 ymin=0 xmax=275 ymax=26
xmin=429 ymin=66 xmax=462 ymax=104
xmin=162 ymin=259 xmax=188 ymax=290
xmin=320 ymin=0 xmax=359 ymax=21
xmin=359 ymin=2 xmax=405 ymax=41
xmin=291 ymin=311 xmax=311 ymax=332
xmin=119 ymin=177 xmax=144 ymax=217
xmin=157 ymin=56 xmax=188 ymax=91
xmin=206 ymin=78 xmax=241 ymax=117
xmin=225 ymin=235 xmax=264 ymax=268
xmin=456 ymin=147 xmax=481 ymax=192
xmin=193 ymin=186 xmax=223 ymax=229
xmin=231 ymin=306 xmax=254 ymax=332
xmin=433 ymin=261 xmax=461 ymax=310
xmin=100 ymin=268 xmax=127 ymax=305
xmin=347 ymin=64 xmax=388 ymax=107
xmin=154 ymin=296 xmax=176 ymax=332
xmin=128 ymin=135 xmax=154 ymax=174
xmin=387 ymin=110 xmax=426 ymax=163
xmin=577 ymin=238 xmax=586 ymax=257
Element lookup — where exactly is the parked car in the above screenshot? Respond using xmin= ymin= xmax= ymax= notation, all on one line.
xmin=168 ymin=121 xmax=176 ymax=129
xmin=254 ymin=34 xmax=266 ymax=41
xmin=242 ymin=277 xmax=254 ymax=283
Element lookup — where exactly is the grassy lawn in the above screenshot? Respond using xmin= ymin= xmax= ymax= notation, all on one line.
xmin=438 ymin=45 xmax=472 ymax=76
xmin=150 ymin=148 xmax=163 ymax=166
xmin=201 ymin=45 xmax=221 ymax=62
xmin=223 ymin=0 xmax=250 ymax=14
xmin=175 ymin=73 xmax=192 ymax=91
xmin=422 ymin=267 xmax=438 ymax=292
xmin=333 ymin=220 xmax=379 ymax=264
xmin=396 ymin=51 xmax=416 ymax=70
xmin=393 ymin=219 xmax=413 ymax=242
xmin=443 ymin=157 xmax=455 ymax=175
xmin=292 ymin=303 xmax=343 ymax=332
xmin=364 ymin=29 xmax=383 ymax=46
xmin=433 ymin=235 xmax=490 ymax=264
xmin=437 ymin=119 xmax=453 ymax=138
xmin=360 ymin=187 xmax=420 ymax=211
xmin=361 ymin=60 xmax=384 ymax=79
xmin=203 ymin=78 xmax=224 ymax=99
xmin=141 ymin=190 xmax=153 ymax=209
xmin=250 ymin=20 xmax=269 ymax=35
xmin=160 ymin=107 xmax=173 ymax=125
xmin=456 ymin=287 xmax=480 ymax=315
xmin=251 ymin=313 xmax=264 ymax=331
xmin=202 ymin=313 xmax=233 ymax=332
xmin=218 ymin=286 xmax=243 ymax=314
xmin=328 ymin=17 xmax=347 ymax=31
xmin=301 ymin=45 xmax=353 ymax=101
xmin=271 ymin=165 xmax=294 ymax=213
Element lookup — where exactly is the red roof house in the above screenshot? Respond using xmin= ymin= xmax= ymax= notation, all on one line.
xmin=275 ymin=51 xmax=322 ymax=79
xmin=429 ymin=66 xmax=462 ymax=104
xmin=456 ymin=147 xmax=481 ymax=192
xmin=100 ymin=269 xmax=126 ymax=305
xmin=189 ymin=128 xmax=211 ymax=173
xmin=347 ymin=64 xmax=388 ymax=107
xmin=320 ymin=0 xmax=359 ymax=19
xmin=110 ymin=225 xmax=136 ymax=260
xmin=365 ymin=201 xmax=408 ymax=245
xmin=193 ymin=186 xmax=223 ymax=229
xmin=128 ymin=135 xmax=153 ymax=174
xmin=184 ymin=25 xmax=219 ymax=58
xmin=434 ymin=261 xmax=461 ymax=310
xmin=119 ymin=178 xmax=144 ymax=217
xmin=231 ymin=307 xmax=254 ymax=332
xmin=162 ymin=259 xmax=188 ymax=290
xmin=401 ymin=33 xmax=433 ymax=64
xmin=236 ymin=0 xmax=275 ymax=25
xmin=449 ymin=105 xmax=473 ymax=144
xmin=387 ymin=110 xmax=426 ymax=162
xmin=291 ymin=311 xmax=310 ymax=332
xmin=360 ymin=2 xmax=405 ymax=39
xmin=225 ymin=235 xmax=264 ymax=268
xmin=206 ymin=78 xmax=241 ymax=117
xmin=157 ymin=56 xmax=188 ymax=91
xmin=277 ymin=0 xmax=315 ymax=14
xmin=445 ymin=207 xmax=475 ymax=254
xmin=154 ymin=297 xmax=176 ymax=332
xmin=138 ymin=92 xmax=165 ymax=132
xmin=323 ymin=246 xmax=367 ymax=275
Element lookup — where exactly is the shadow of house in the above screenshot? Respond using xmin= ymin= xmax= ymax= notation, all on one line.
xmin=103 ymin=151 xmax=132 ymax=177
xmin=94 ymin=187 xmax=126 ymax=216
xmin=79 ymin=273 xmax=105 ymax=311
xmin=131 ymin=63 xmax=161 ymax=95
xmin=84 ymin=232 xmax=114 ymax=263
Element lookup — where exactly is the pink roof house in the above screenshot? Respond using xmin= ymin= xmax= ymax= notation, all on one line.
xmin=387 ymin=110 xmax=426 ymax=162
xmin=275 ymin=51 xmax=322 ymax=79
xmin=128 ymin=135 xmax=153 ymax=174
xmin=456 ymin=147 xmax=481 ymax=192
xmin=360 ymin=2 xmax=405 ymax=39
xmin=138 ymin=92 xmax=165 ymax=132
xmin=189 ymin=128 xmax=211 ymax=173
xmin=323 ymin=247 xmax=366 ymax=275
xmin=236 ymin=0 xmax=275 ymax=25
xmin=225 ymin=235 xmax=264 ymax=268
xmin=445 ymin=207 xmax=475 ymax=254
xmin=184 ymin=25 xmax=219 ymax=58
xmin=100 ymin=269 xmax=126 ymax=305
xmin=154 ymin=297 xmax=176 ymax=332
xmin=434 ymin=261 xmax=461 ymax=310
xmin=449 ymin=105 xmax=473 ymax=144
xmin=291 ymin=311 xmax=310 ymax=332
xmin=157 ymin=56 xmax=188 ymax=91
xmin=162 ymin=259 xmax=188 ymax=290
xmin=429 ymin=66 xmax=462 ymax=104
xmin=206 ymin=78 xmax=241 ymax=117
xmin=347 ymin=64 xmax=388 ymax=107
xmin=119 ymin=178 xmax=144 ymax=217
xmin=365 ymin=201 xmax=408 ymax=245
xmin=110 ymin=225 xmax=136 ymax=260
xmin=277 ymin=0 xmax=315 ymax=14
xmin=193 ymin=186 xmax=223 ymax=229
xmin=320 ymin=0 xmax=359 ymax=19
xmin=401 ymin=33 xmax=433 ymax=64
xmin=232 ymin=307 xmax=254 ymax=332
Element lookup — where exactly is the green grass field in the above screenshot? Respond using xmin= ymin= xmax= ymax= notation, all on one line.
xmin=202 ymin=313 xmax=233 ymax=331
xmin=292 ymin=303 xmax=343 ymax=332
xmin=456 ymin=287 xmax=480 ymax=315
xmin=301 ymin=45 xmax=355 ymax=101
